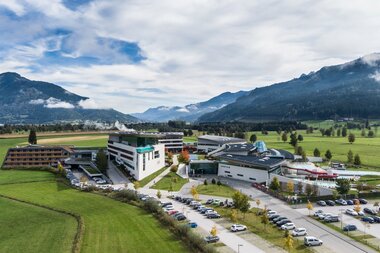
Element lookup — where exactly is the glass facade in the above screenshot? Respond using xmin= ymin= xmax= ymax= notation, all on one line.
xmin=189 ymin=161 xmax=218 ymax=175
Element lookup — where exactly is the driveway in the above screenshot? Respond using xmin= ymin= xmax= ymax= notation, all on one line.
xmin=107 ymin=160 xmax=130 ymax=185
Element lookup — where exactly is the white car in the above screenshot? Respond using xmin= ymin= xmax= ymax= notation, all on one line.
xmin=358 ymin=211 xmax=365 ymax=216
xmin=304 ymin=236 xmax=323 ymax=246
xmin=204 ymin=210 xmax=217 ymax=216
xmin=292 ymin=228 xmax=307 ymax=237
xmin=231 ymin=224 xmax=247 ymax=232
xmin=281 ymin=223 xmax=296 ymax=230
xmin=345 ymin=209 xmax=358 ymax=216
xmin=267 ymin=210 xmax=277 ymax=216
xmin=163 ymin=205 xmax=174 ymax=211
xmin=318 ymin=213 xmax=332 ymax=220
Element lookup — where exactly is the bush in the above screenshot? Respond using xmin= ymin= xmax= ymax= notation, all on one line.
xmin=217 ymin=180 xmax=222 ymax=186
xmin=142 ymin=199 xmax=161 ymax=214
xmin=211 ymin=178 xmax=216 ymax=184
xmin=204 ymin=179 xmax=208 ymax=185
xmin=170 ymin=165 xmax=178 ymax=173
xmin=110 ymin=189 xmax=138 ymax=202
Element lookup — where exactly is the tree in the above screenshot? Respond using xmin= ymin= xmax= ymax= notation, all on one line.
xmin=240 ymin=198 xmax=250 ymax=219
xmin=348 ymin=133 xmax=355 ymax=144
xmin=284 ymin=232 xmax=294 ymax=251
xmin=190 ymin=185 xmax=198 ymax=200
xmin=261 ymin=208 xmax=269 ymax=231
xmin=347 ymin=150 xmax=354 ymax=163
xmin=287 ymin=181 xmax=294 ymax=193
xmin=250 ymin=134 xmax=257 ymax=143
xmin=289 ymin=132 xmax=298 ymax=147
xmin=305 ymin=184 xmax=313 ymax=197
xmin=354 ymin=154 xmax=361 ymax=166
xmin=269 ymin=177 xmax=281 ymax=192
xmin=178 ymin=150 xmax=190 ymax=164
xmin=255 ymin=199 xmax=261 ymax=210
xmin=297 ymin=134 xmax=304 ymax=142
xmin=230 ymin=209 xmax=238 ymax=223
xmin=210 ymin=225 xmax=218 ymax=237
xmin=133 ymin=181 xmax=140 ymax=191
xmin=57 ymin=162 xmax=65 ymax=175
xmin=217 ymin=180 xmax=222 ymax=186
xmin=170 ymin=165 xmax=178 ymax=173
xmin=306 ymin=200 xmax=313 ymax=216
xmin=336 ymin=178 xmax=350 ymax=195
xmin=188 ymin=129 xmax=193 ymax=136
xmin=337 ymin=128 xmax=341 ymax=137
xmin=354 ymin=199 xmax=361 ymax=213
xmin=368 ymin=130 xmax=375 ymax=138
xmin=204 ymin=179 xmax=208 ymax=185
xmin=301 ymin=151 xmax=307 ymax=162
xmin=295 ymin=146 xmax=303 ymax=155
xmin=297 ymin=181 xmax=303 ymax=194
xmin=211 ymin=178 xmax=216 ymax=184
xmin=313 ymin=148 xmax=321 ymax=157
xmin=28 ymin=129 xmax=37 ymax=144
xmin=361 ymin=129 xmax=366 ymax=137
xmin=342 ymin=127 xmax=348 ymax=137
xmin=281 ymin=132 xmax=288 ymax=143
xmin=325 ymin=149 xmax=332 ymax=160
xmin=156 ymin=190 xmax=162 ymax=199
xmin=95 ymin=149 xmax=108 ymax=174
xmin=232 ymin=191 xmax=250 ymax=216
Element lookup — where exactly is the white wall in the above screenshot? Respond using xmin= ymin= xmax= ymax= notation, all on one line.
xmin=135 ymin=144 xmax=165 ymax=180
xmin=217 ymin=163 xmax=269 ymax=183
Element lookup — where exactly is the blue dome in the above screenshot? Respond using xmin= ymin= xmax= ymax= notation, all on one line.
xmin=254 ymin=141 xmax=267 ymax=153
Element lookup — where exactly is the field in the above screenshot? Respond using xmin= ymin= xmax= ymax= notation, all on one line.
xmin=151 ymin=172 xmax=189 ymax=191
xmin=139 ymin=166 xmax=167 ymax=187
xmin=246 ymin=128 xmax=380 ymax=170
xmin=0 ymin=170 xmax=188 ymax=253
xmin=0 ymin=133 xmax=108 ymax=165
xmin=196 ymin=184 xmax=237 ymax=198
xmin=0 ymin=197 xmax=77 ymax=253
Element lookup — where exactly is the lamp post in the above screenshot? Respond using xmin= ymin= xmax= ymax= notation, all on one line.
xmin=238 ymin=244 xmax=243 ymax=253
xmin=339 ymin=209 xmax=345 ymax=230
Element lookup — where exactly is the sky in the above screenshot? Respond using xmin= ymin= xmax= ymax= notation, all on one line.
xmin=0 ymin=0 xmax=380 ymax=114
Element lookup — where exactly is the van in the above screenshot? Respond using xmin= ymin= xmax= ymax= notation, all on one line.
xmin=304 ymin=236 xmax=323 ymax=246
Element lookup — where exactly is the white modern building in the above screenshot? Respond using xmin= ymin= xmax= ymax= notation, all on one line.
xmin=107 ymin=132 xmax=167 ymax=180
xmin=197 ymin=135 xmax=246 ymax=153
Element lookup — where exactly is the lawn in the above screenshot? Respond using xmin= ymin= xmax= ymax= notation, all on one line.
xmin=358 ymin=175 xmax=380 ymax=186
xmin=245 ymin=129 xmax=380 ymax=169
xmin=139 ymin=166 xmax=168 ymax=187
xmin=0 ymin=170 xmax=55 ymax=184
xmin=0 ymin=170 xmax=189 ymax=253
xmin=0 ymin=197 xmax=77 ymax=253
xmin=196 ymin=183 xmax=238 ymax=198
xmin=151 ymin=172 xmax=189 ymax=191
xmin=215 ymin=207 xmax=313 ymax=253
xmin=183 ymin=136 xmax=197 ymax=143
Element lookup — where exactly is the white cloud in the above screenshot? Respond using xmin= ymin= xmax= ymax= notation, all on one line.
xmin=176 ymin=107 xmax=189 ymax=113
xmin=0 ymin=0 xmax=25 ymax=16
xmin=29 ymin=99 xmax=44 ymax=105
xmin=44 ymin=97 xmax=75 ymax=109
xmin=78 ymin=98 xmax=104 ymax=109
xmin=370 ymin=71 xmax=380 ymax=82
xmin=2 ymin=0 xmax=380 ymax=113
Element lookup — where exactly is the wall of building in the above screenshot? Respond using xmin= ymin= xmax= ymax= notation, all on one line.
xmin=135 ymin=144 xmax=165 ymax=180
xmin=217 ymin=163 xmax=269 ymax=183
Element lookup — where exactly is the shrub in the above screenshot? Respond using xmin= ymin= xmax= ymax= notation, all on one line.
xmin=110 ymin=189 xmax=138 ymax=202
xmin=170 ymin=165 xmax=178 ymax=173
xmin=204 ymin=179 xmax=208 ymax=185
xmin=211 ymin=178 xmax=216 ymax=184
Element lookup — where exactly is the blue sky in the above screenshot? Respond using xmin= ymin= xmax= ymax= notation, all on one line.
xmin=0 ymin=0 xmax=380 ymax=113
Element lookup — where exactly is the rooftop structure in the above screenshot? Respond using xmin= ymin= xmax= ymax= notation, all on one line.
xmin=197 ymin=135 xmax=246 ymax=153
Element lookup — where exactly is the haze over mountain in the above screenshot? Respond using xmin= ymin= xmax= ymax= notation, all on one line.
xmin=0 ymin=72 xmax=138 ymax=124
xmin=132 ymin=91 xmax=247 ymax=122
xmin=199 ymin=53 xmax=380 ymax=122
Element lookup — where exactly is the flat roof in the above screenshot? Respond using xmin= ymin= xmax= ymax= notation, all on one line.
xmin=198 ymin=135 xmax=246 ymax=144
xmin=216 ymin=153 xmax=285 ymax=169
xmin=224 ymin=143 xmax=256 ymax=152
xmin=111 ymin=131 xmax=183 ymax=138
xmin=10 ymin=145 xmax=73 ymax=153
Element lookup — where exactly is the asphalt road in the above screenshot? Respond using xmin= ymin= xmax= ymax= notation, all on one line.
xmin=220 ymin=178 xmax=378 ymax=253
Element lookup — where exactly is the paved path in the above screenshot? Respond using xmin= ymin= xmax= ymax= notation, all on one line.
xmin=143 ymin=155 xmax=179 ymax=189
xmin=107 ymin=160 xmax=130 ymax=185
xmin=220 ymin=177 xmax=377 ymax=253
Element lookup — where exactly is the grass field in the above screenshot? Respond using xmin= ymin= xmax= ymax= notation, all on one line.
xmin=0 ymin=170 xmax=189 ymax=253
xmin=246 ymin=129 xmax=380 ymax=169
xmin=0 ymin=197 xmax=77 ymax=253
xmin=151 ymin=172 xmax=189 ymax=191
xmin=196 ymin=184 xmax=237 ymax=198
xmin=139 ymin=166 xmax=167 ymax=187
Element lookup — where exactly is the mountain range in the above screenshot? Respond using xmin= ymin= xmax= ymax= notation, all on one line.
xmin=0 ymin=72 xmax=138 ymax=124
xmin=198 ymin=53 xmax=380 ymax=122
xmin=131 ymin=90 xmax=248 ymax=122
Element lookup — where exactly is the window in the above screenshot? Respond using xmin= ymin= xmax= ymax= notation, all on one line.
xmin=237 ymin=174 xmax=243 ymax=177
xmin=143 ymin=154 xmax=146 ymax=171
xmin=249 ymin=177 xmax=256 ymax=181
xmin=227 ymin=175 xmax=233 ymax=177
xmin=224 ymin=171 xmax=230 ymax=174
xmin=154 ymin=151 xmax=160 ymax=159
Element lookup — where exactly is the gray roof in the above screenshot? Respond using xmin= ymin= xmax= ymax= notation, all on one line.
xmin=198 ymin=135 xmax=246 ymax=144
xmin=112 ymin=131 xmax=183 ymax=138
xmin=224 ymin=143 xmax=256 ymax=152
xmin=216 ymin=153 xmax=285 ymax=170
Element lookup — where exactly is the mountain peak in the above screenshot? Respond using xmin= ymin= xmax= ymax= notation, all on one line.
xmin=359 ymin=52 xmax=380 ymax=66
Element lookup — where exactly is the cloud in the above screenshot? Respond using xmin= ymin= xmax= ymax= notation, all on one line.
xmin=44 ymin=97 xmax=75 ymax=109
xmin=78 ymin=98 xmax=104 ymax=109
xmin=1 ymin=0 xmax=380 ymax=113
xmin=29 ymin=99 xmax=44 ymax=105
xmin=370 ymin=71 xmax=380 ymax=82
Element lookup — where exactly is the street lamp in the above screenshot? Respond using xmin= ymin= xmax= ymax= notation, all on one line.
xmin=339 ymin=208 xmax=345 ymax=230
xmin=238 ymin=244 xmax=243 ymax=253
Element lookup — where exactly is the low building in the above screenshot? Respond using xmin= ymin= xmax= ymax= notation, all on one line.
xmin=2 ymin=145 xmax=73 ymax=168
xmin=107 ymin=132 xmax=167 ymax=180
xmin=157 ymin=132 xmax=184 ymax=152
xmin=197 ymin=135 xmax=246 ymax=153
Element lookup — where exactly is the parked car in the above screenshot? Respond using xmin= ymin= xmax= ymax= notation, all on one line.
xmin=326 ymin=200 xmax=335 ymax=206
xmin=276 ymin=219 xmax=292 ymax=227
xmin=343 ymin=225 xmax=357 ymax=232
xmin=267 ymin=210 xmax=277 ymax=216
xmin=345 ymin=209 xmax=358 ymax=216
xmin=361 ymin=216 xmax=374 ymax=223
xmin=281 ymin=223 xmax=296 ymax=230
xmin=161 ymin=202 xmax=173 ymax=208
xmin=292 ymin=228 xmax=307 ymax=237
xmin=175 ymin=214 xmax=187 ymax=221
xmin=304 ymin=236 xmax=323 ymax=246
xmin=314 ymin=210 xmax=324 ymax=216
xmin=168 ymin=210 xmax=179 ymax=215
xmin=358 ymin=211 xmax=365 ymax=216
xmin=207 ymin=213 xmax=221 ymax=219
xmin=231 ymin=224 xmax=247 ymax=232
xmin=172 ymin=212 xmax=184 ymax=218
xmin=335 ymin=199 xmax=347 ymax=205
xmin=204 ymin=236 xmax=220 ymax=243
xmin=269 ymin=214 xmax=280 ymax=221
xmin=359 ymin=199 xmax=368 ymax=204
xmin=187 ymin=222 xmax=198 ymax=228
xmin=317 ymin=200 xmax=327 ymax=206
xmin=204 ymin=210 xmax=216 ymax=216
xmin=364 ymin=208 xmax=377 ymax=215
xmin=205 ymin=199 xmax=214 ymax=205
xmin=346 ymin=200 xmax=354 ymax=205
xmin=373 ymin=216 xmax=380 ymax=223
xmin=324 ymin=215 xmax=339 ymax=223
xmin=201 ymin=208 xmax=213 ymax=214
xmin=318 ymin=213 xmax=332 ymax=220
xmin=185 ymin=198 xmax=193 ymax=205
xmin=213 ymin=199 xmax=221 ymax=205
xmin=272 ymin=216 xmax=287 ymax=223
